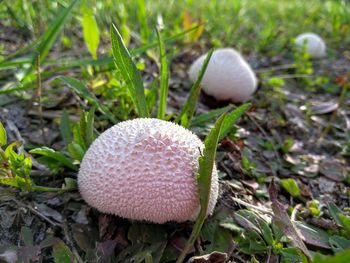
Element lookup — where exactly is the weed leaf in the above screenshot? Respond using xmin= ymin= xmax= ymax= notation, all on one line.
xmin=52 ymin=240 xmax=74 ymax=263
xmin=219 ymin=103 xmax=250 ymax=139
xmin=30 ymin=147 xmax=78 ymax=171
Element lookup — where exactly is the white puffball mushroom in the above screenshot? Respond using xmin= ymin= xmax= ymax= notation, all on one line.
xmin=295 ymin=33 xmax=327 ymax=58
xmin=188 ymin=48 xmax=258 ymax=103
xmin=78 ymin=118 xmax=219 ymax=224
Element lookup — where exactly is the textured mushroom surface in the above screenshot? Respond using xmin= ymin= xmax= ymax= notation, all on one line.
xmin=295 ymin=33 xmax=326 ymax=58
xmin=189 ymin=48 xmax=257 ymax=103
xmin=78 ymin=118 xmax=219 ymax=224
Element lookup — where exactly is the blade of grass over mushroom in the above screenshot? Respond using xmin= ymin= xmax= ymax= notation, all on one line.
xmin=156 ymin=29 xmax=169 ymax=120
xmin=29 ymin=147 xmax=78 ymax=171
xmin=111 ymin=23 xmax=149 ymax=118
xmin=176 ymin=113 xmax=226 ymax=263
xmin=219 ymin=103 xmax=251 ymax=140
xmin=24 ymin=0 xmax=79 ymax=77
xmin=175 ymin=49 xmax=214 ymax=128
xmin=58 ymin=76 xmax=115 ymax=122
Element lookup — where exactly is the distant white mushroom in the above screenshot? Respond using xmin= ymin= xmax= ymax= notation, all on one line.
xmin=295 ymin=33 xmax=327 ymax=58
xmin=188 ymin=48 xmax=258 ymax=103
xmin=78 ymin=118 xmax=219 ymax=224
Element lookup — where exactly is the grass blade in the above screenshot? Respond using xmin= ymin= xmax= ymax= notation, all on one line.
xmin=175 ymin=49 xmax=214 ymax=127
xmin=111 ymin=23 xmax=149 ymax=117
xmin=219 ymin=103 xmax=250 ymax=139
xmin=0 ymin=56 xmax=33 ymax=70
xmin=85 ymin=107 xmax=95 ymax=147
xmin=81 ymin=5 xmax=100 ymax=59
xmin=190 ymin=105 xmax=232 ymax=127
xmin=60 ymin=109 xmax=72 ymax=147
xmin=136 ymin=0 xmax=150 ymax=42
xmin=58 ymin=76 xmax=115 ymax=122
xmin=146 ymin=79 xmax=158 ymax=115
xmin=176 ymin=113 xmax=226 ymax=263
xmin=132 ymin=24 xmax=203 ymax=55
xmin=156 ymin=29 xmax=169 ymax=119
xmin=0 ymin=121 xmax=7 ymax=146
xmin=26 ymin=0 xmax=79 ymax=75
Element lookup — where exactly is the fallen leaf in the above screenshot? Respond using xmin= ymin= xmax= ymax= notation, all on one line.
xmin=294 ymin=221 xmax=331 ymax=250
xmin=268 ymin=180 xmax=311 ymax=261
xmin=310 ymin=100 xmax=338 ymax=115
xmin=319 ymin=159 xmax=346 ymax=182
xmin=35 ymin=203 xmax=63 ymax=223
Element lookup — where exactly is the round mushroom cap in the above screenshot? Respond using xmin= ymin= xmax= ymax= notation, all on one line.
xmin=295 ymin=33 xmax=326 ymax=58
xmin=78 ymin=118 xmax=219 ymax=224
xmin=188 ymin=48 xmax=257 ymax=103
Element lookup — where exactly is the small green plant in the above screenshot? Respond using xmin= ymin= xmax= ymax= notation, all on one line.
xmin=241 ymin=148 xmax=266 ymax=183
xmin=292 ymin=43 xmax=315 ymax=90
xmin=0 ymin=121 xmax=74 ymax=192
xmin=224 ymin=209 xmax=309 ymax=262
xmin=0 ymin=125 xmax=32 ymax=191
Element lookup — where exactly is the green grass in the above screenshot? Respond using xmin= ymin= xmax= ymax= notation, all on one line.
xmin=1 ymin=0 xmax=348 ymax=101
xmin=2 ymin=0 xmax=349 ymax=58
xmin=0 ymin=0 xmax=350 ymax=262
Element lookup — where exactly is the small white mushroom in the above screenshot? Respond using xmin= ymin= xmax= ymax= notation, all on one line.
xmin=78 ymin=118 xmax=219 ymax=224
xmin=295 ymin=33 xmax=327 ymax=58
xmin=188 ymin=48 xmax=258 ymax=103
